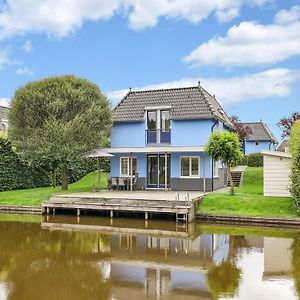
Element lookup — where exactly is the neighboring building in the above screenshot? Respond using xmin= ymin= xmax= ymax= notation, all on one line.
xmin=262 ymin=150 xmax=292 ymax=197
xmin=0 ymin=106 xmax=9 ymax=132
xmin=242 ymin=122 xmax=277 ymax=155
xmin=277 ymin=139 xmax=289 ymax=152
xmin=101 ymin=84 xmax=233 ymax=191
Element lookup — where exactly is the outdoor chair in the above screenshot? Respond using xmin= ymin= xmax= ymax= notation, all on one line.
xmin=110 ymin=177 xmax=118 ymax=190
xmin=132 ymin=173 xmax=139 ymax=190
xmin=118 ymin=177 xmax=126 ymax=190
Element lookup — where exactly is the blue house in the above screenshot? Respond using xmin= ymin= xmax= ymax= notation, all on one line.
xmin=241 ymin=122 xmax=277 ymax=155
xmin=102 ymin=84 xmax=233 ymax=191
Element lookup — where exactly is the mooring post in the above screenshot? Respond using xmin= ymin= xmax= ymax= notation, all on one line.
xmin=110 ymin=210 xmax=113 ymax=218
xmin=145 ymin=212 xmax=148 ymax=220
xmin=46 ymin=207 xmax=50 ymax=215
xmin=77 ymin=209 xmax=80 ymax=217
xmin=52 ymin=208 xmax=55 ymax=216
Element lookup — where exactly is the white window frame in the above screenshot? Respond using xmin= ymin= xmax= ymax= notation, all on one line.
xmin=120 ymin=157 xmax=137 ymax=177
xmin=180 ymin=156 xmax=200 ymax=178
xmin=213 ymin=161 xmax=219 ymax=178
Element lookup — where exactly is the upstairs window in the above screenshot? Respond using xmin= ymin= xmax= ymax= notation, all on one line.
xmin=146 ymin=109 xmax=171 ymax=144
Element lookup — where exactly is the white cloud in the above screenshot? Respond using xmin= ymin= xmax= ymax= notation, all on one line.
xmin=0 ymin=98 xmax=10 ymax=107
xmin=0 ymin=47 xmax=12 ymax=68
xmin=106 ymin=68 xmax=300 ymax=106
xmin=21 ymin=39 xmax=33 ymax=52
xmin=0 ymin=0 xmax=271 ymax=38
xmin=184 ymin=5 xmax=300 ymax=67
xmin=16 ymin=66 xmax=33 ymax=76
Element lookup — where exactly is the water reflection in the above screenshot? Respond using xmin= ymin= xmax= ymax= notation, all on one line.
xmin=0 ymin=215 xmax=299 ymax=299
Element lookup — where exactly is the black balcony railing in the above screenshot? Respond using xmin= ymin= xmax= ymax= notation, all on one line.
xmin=146 ymin=129 xmax=171 ymax=144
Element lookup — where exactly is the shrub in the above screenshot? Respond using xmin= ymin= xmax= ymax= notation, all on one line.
xmin=239 ymin=153 xmax=263 ymax=167
xmin=290 ymin=121 xmax=300 ymax=212
xmin=0 ymin=137 xmax=95 ymax=192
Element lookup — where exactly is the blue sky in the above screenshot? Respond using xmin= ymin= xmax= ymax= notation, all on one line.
xmin=0 ymin=0 xmax=299 ymax=140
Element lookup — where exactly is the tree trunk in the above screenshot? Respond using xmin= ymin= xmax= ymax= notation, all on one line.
xmin=52 ymin=167 xmax=56 ymax=188
xmin=61 ymin=162 xmax=68 ymax=190
xmin=227 ymin=162 xmax=235 ymax=195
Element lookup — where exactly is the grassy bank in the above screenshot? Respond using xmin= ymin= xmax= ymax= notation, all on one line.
xmin=0 ymin=172 xmax=107 ymax=206
xmin=199 ymin=167 xmax=298 ymax=218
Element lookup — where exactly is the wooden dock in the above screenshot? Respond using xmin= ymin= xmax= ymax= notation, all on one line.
xmin=42 ymin=191 xmax=204 ymax=222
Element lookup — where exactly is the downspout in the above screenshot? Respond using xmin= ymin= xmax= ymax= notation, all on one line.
xmin=211 ymin=120 xmax=218 ymax=191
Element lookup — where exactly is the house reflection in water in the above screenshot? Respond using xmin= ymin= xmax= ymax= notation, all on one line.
xmin=264 ymin=237 xmax=293 ymax=278
xmin=95 ymin=233 xmax=230 ymax=299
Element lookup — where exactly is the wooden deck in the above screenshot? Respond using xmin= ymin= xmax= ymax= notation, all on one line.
xmin=42 ymin=191 xmax=204 ymax=222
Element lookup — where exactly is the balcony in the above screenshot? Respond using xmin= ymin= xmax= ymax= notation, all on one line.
xmin=146 ymin=129 xmax=171 ymax=144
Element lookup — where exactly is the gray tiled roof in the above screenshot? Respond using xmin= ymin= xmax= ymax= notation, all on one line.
xmin=0 ymin=106 xmax=9 ymax=121
xmin=242 ymin=122 xmax=277 ymax=143
xmin=113 ymin=85 xmax=233 ymax=127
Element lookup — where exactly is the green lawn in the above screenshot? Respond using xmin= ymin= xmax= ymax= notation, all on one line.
xmin=0 ymin=172 xmax=107 ymax=206
xmin=199 ymin=167 xmax=298 ymax=218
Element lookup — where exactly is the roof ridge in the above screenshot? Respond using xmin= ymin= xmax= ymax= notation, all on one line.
xmin=130 ymin=85 xmax=199 ymax=94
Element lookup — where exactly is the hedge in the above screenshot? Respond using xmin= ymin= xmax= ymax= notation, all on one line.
xmin=0 ymin=137 xmax=97 ymax=192
xmin=239 ymin=153 xmax=263 ymax=167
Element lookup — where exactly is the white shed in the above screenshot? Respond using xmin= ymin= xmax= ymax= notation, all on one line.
xmin=262 ymin=150 xmax=292 ymax=197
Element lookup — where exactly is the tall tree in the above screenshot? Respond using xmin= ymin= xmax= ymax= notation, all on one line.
xmin=277 ymin=112 xmax=300 ymax=138
xmin=8 ymin=75 xmax=112 ymax=190
xmin=205 ymin=131 xmax=243 ymax=195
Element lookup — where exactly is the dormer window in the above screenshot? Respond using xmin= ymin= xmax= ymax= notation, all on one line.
xmin=146 ymin=107 xmax=171 ymax=144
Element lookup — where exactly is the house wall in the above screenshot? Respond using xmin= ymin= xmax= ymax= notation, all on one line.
xmin=111 ymin=122 xmax=145 ymax=147
xmin=245 ymin=140 xmax=275 ymax=155
xmin=111 ymin=118 xmax=218 ymax=147
xmin=171 ymin=119 xmax=215 ymax=146
xmin=263 ymin=154 xmax=291 ymax=197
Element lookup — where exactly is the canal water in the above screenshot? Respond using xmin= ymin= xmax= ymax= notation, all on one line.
xmin=0 ymin=214 xmax=299 ymax=300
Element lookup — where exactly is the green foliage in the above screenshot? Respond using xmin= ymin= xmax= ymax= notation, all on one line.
xmin=207 ymin=261 xmax=241 ymax=300
xmin=205 ymin=131 xmax=243 ymax=195
xmin=205 ymin=131 xmax=243 ymax=166
xmin=0 ymin=137 xmax=51 ymax=191
xmin=240 ymin=153 xmax=263 ymax=167
xmin=290 ymin=121 xmax=300 ymax=212
xmin=8 ymin=75 xmax=112 ymax=189
xmin=292 ymin=236 xmax=300 ymax=295
xmin=0 ymin=136 xmax=96 ymax=192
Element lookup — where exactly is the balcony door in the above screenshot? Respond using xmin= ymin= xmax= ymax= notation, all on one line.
xmin=146 ymin=110 xmax=170 ymax=144
xmin=147 ymin=154 xmax=170 ymax=188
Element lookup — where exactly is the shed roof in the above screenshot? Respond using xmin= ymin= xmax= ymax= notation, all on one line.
xmin=242 ymin=122 xmax=277 ymax=143
xmin=113 ymin=85 xmax=233 ymax=128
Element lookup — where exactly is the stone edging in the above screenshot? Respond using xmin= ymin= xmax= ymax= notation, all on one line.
xmin=0 ymin=205 xmax=42 ymax=214
xmin=197 ymin=214 xmax=300 ymax=227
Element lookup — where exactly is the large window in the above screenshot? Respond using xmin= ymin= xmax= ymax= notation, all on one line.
xmin=120 ymin=157 xmax=137 ymax=176
xmin=180 ymin=157 xmax=199 ymax=177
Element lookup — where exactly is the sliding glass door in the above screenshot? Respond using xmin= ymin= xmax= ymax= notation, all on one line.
xmin=147 ymin=154 xmax=170 ymax=188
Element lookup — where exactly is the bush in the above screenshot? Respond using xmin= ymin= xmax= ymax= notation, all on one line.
xmin=0 ymin=137 xmax=96 ymax=192
xmin=239 ymin=153 xmax=263 ymax=167
xmin=290 ymin=121 xmax=300 ymax=212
